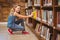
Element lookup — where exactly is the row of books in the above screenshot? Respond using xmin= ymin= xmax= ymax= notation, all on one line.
xmin=40 ymin=26 xmax=50 ymax=40
xmin=43 ymin=0 xmax=60 ymax=6
xmin=43 ymin=0 xmax=52 ymax=6
xmin=34 ymin=0 xmax=40 ymax=6
xmin=25 ymin=7 xmax=41 ymax=22
xmin=32 ymin=9 xmax=41 ymax=21
xmin=42 ymin=10 xmax=53 ymax=25
xmin=28 ymin=0 xmax=32 ymax=7
xmin=27 ymin=0 xmax=52 ymax=6
xmin=26 ymin=0 xmax=60 ymax=7
xmin=35 ymin=23 xmax=51 ymax=40
xmin=25 ymin=8 xmax=53 ymax=25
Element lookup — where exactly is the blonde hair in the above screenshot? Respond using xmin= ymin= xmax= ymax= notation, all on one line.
xmin=10 ymin=4 xmax=20 ymax=13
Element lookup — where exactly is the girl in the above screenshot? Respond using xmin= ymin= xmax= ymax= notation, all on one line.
xmin=7 ymin=4 xmax=32 ymax=34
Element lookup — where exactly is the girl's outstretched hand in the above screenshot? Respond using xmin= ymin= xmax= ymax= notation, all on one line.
xmin=28 ymin=13 xmax=33 ymax=18
xmin=28 ymin=15 xmax=33 ymax=18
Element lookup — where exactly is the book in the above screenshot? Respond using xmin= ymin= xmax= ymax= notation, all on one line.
xmin=34 ymin=0 xmax=40 ymax=6
xmin=57 ymin=12 xmax=60 ymax=27
xmin=46 ymin=28 xmax=50 ymax=40
xmin=56 ymin=34 xmax=60 ymax=40
xmin=40 ymin=26 xmax=47 ymax=38
xmin=40 ymin=26 xmax=50 ymax=40
xmin=58 ymin=0 xmax=60 ymax=5
xmin=36 ymin=9 xmax=41 ymax=21
xmin=57 ymin=12 xmax=60 ymax=24
xmin=47 ymin=11 xmax=53 ymax=25
xmin=42 ymin=10 xmax=47 ymax=22
xmin=28 ymin=0 xmax=32 ymax=6
xmin=32 ymin=10 xmax=37 ymax=19
xmin=48 ymin=0 xmax=52 ymax=6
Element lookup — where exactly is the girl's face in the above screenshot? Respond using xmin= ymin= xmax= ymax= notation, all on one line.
xmin=15 ymin=6 xmax=20 ymax=13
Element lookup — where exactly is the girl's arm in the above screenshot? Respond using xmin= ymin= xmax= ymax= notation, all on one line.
xmin=14 ymin=12 xmax=32 ymax=18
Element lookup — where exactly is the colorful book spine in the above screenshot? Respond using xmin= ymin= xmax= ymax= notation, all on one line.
xmin=42 ymin=10 xmax=47 ymax=22
xmin=32 ymin=10 xmax=37 ymax=19
xmin=47 ymin=11 xmax=53 ymax=25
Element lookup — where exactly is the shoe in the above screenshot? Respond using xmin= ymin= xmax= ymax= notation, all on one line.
xmin=8 ymin=28 xmax=13 ymax=34
xmin=22 ymin=31 xmax=29 ymax=34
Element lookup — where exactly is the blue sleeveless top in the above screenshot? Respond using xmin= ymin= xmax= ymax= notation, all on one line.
xmin=7 ymin=13 xmax=16 ymax=28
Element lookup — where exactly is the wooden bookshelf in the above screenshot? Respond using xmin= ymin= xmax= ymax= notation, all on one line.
xmin=41 ymin=6 xmax=53 ymax=10
xmin=25 ymin=0 xmax=60 ymax=40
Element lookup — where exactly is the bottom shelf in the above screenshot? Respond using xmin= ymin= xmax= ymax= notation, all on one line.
xmin=26 ymin=23 xmax=45 ymax=40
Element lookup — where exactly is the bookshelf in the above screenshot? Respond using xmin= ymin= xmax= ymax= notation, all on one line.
xmin=0 ymin=5 xmax=2 ymax=22
xmin=25 ymin=0 xmax=60 ymax=40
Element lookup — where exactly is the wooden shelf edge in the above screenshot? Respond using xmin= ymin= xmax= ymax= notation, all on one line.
xmin=41 ymin=6 xmax=53 ymax=10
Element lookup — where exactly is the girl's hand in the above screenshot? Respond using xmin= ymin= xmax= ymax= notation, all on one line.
xmin=28 ymin=15 xmax=33 ymax=17
xmin=28 ymin=13 xmax=33 ymax=18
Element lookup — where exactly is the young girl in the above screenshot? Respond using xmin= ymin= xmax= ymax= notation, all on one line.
xmin=7 ymin=4 xmax=32 ymax=34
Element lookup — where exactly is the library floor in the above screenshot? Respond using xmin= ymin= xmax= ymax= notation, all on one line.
xmin=0 ymin=23 xmax=38 ymax=40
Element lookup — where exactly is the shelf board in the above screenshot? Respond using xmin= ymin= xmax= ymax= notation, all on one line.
xmin=28 ymin=6 xmax=32 ymax=9
xmin=25 ymin=6 xmax=32 ymax=10
xmin=34 ymin=5 xmax=40 ymax=9
xmin=41 ymin=6 xmax=53 ymax=10
xmin=34 ymin=6 xmax=40 ymax=9
xmin=30 ymin=17 xmax=41 ymax=23
xmin=41 ymin=20 xmax=53 ymax=28
xmin=30 ymin=18 xmax=53 ymax=28
xmin=55 ymin=5 xmax=60 ymax=11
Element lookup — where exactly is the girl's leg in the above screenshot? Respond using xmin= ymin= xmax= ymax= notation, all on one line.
xmin=10 ymin=23 xmax=29 ymax=34
xmin=11 ymin=23 xmax=25 ymax=31
xmin=15 ymin=19 xmax=25 ymax=31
